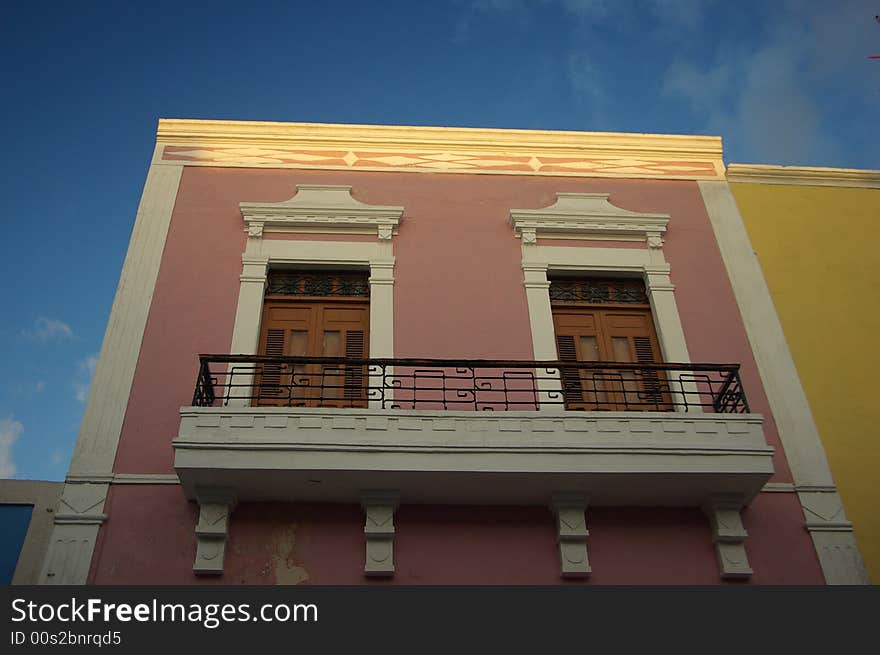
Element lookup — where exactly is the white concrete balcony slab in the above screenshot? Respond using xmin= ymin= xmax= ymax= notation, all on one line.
xmin=172 ymin=406 xmax=773 ymax=507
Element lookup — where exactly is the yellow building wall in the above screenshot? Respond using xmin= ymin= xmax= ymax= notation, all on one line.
xmin=730 ymin=183 xmax=879 ymax=583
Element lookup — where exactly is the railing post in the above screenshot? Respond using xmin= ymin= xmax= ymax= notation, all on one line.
xmin=192 ymin=358 xmax=216 ymax=407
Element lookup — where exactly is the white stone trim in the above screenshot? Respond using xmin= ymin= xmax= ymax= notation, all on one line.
xmin=799 ymin=489 xmax=870 ymax=584
xmin=227 ymin=188 xmax=401 ymax=409
xmin=240 ymin=185 xmax=403 ymax=240
xmin=39 ymin=482 xmax=109 ymax=585
xmin=361 ymin=491 xmax=398 ymax=577
xmin=230 ymin=256 xmax=269 ymax=356
xmin=226 ymin=236 xmax=395 ymax=409
xmin=232 ymin=239 xmax=394 ymax=360
xmin=698 ymin=180 xmax=868 ymax=584
xmin=761 ymin=482 xmax=796 ymax=493
xmin=65 ymin=473 xmax=180 ymax=485
xmin=192 ymin=490 xmax=236 ymax=576
xmin=703 ymin=496 xmax=752 ymax=579
xmin=698 ymin=181 xmax=831 ymax=483
xmin=515 ymin=194 xmax=695 ymax=410
xmin=551 ymin=494 xmax=591 ymax=578
xmin=72 ymin=156 xmax=183 ymax=474
xmin=520 ymin=245 xmax=691 ymax=367
xmin=511 ymin=193 xmax=669 ymax=245
xmin=41 ymin=152 xmax=184 ymax=584
xmin=112 ymin=474 xmax=181 ymax=485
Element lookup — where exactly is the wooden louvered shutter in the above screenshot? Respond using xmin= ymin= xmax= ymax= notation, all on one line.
xmin=633 ymin=336 xmax=665 ymax=407
xmin=601 ymin=312 xmax=667 ymax=410
xmin=552 ymin=309 xmax=608 ymax=409
xmin=555 ymin=334 xmax=583 ymax=406
xmin=257 ymin=284 xmax=370 ymax=407
xmin=344 ymin=330 xmax=366 ymax=403
xmin=317 ymin=305 xmax=369 ymax=408
xmin=256 ymin=303 xmax=316 ymax=406
xmin=551 ymin=305 xmax=666 ymax=411
xmin=260 ymin=328 xmax=286 ymax=397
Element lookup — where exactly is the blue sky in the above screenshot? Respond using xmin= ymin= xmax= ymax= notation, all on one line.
xmin=1 ymin=0 xmax=877 ymax=481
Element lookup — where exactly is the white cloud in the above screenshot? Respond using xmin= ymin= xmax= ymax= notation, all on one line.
xmin=73 ymin=384 xmax=89 ymax=404
xmin=73 ymin=354 xmax=99 ymax=404
xmin=0 ymin=416 xmax=23 ymax=478
xmin=34 ymin=380 xmax=45 ymax=393
xmin=453 ymin=0 xmax=714 ymax=124
xmin=663 ymin=0 xmax=878 ymax=164
xmin=50 ymin=449 xmax=67 ymax=468
xmin=455 ymin=0 xmax=877 ymax=165
xmin=81 ymin=355 xmax=98 ymax=376
xmin=23 ymin=317 xmax=74 ymax=342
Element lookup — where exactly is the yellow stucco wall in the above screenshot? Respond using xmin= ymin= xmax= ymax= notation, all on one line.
xmin=730 ymin=182 xmax=879 ymax=583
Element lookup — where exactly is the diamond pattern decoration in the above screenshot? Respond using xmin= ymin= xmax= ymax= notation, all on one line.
xmin=421 ymin=153 xmax=474 ymax=161
xmin=543 ymin=160 xmax=604 ymax=170
xmin=359 ymin=155 xmax=426 ymax=166
xmin=163 ymin=145 xmax=721 ymax=178
xmin=416 ymin=160 xmax=477 ymax=169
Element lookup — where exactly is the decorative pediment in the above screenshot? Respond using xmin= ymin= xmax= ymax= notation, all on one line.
xmin=510 ymin=193 xmax=669 ymax=246
xmin=240 ymin=185 xmax=404 ymax=240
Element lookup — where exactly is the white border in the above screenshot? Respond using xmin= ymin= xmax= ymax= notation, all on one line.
xmin=41 ymin=150 xmax=184 ymax=584
xmin=698 ymin=180 xmax=869 ymax=584
xmin=521 ymin=244 xmax=691 ymax=366
xmin=230 ymin=238 xmax=395 ymax=360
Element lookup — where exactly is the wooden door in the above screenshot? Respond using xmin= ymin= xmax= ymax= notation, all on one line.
xmin=552 ymin=307 xmax=667 ymax=411
xmin=256 ymin=300 xmax=369 ymax=407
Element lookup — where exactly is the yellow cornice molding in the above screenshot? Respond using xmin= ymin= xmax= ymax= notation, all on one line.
xmin=157 ymin=118 xmax=722 ymax=158
xmin=155 ymin=118 xmax=725 ymax=180
xmin=727 ymin=164 xmax=880 ymax=189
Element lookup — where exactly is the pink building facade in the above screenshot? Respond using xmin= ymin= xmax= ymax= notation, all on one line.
xmin=39 ymin=120 xmax=861 ymax=585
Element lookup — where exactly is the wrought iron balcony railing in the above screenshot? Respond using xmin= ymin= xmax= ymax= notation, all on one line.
xmin=191 ymin=355 xmax=750 ymax=414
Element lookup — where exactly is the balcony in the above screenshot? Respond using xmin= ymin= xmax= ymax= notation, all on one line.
xmin=173 ymin=356 xmax=774 ymax=507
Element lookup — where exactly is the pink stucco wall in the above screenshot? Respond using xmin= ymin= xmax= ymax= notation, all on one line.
xmin=98 ymin=166 xmax=815 ymax=583
xmin=113 ymin=168 xmax=788 ymax=478
xmin=90 ymin=486 xmax=822 ymax=584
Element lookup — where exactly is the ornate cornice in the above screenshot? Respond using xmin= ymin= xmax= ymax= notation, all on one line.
xmin=510 ymin=193 xmax=669 ymax=246
xmin=240 ymin=185 xmax=403 ymax=240
xmin=156 ymin=118 xmax=725 ymax=181
xmin=727 ymin=164 xmax=880 ymax=189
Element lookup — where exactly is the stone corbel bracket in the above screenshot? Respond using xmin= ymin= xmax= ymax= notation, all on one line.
xmin=510 ymin=193 xmax=669 ymax=247
xmin=551 ymin=493 xmax=591 ymax=578
xmin=193 ymin=489 xmax=236 ymax=576
xmin=240 ymin=185 xmax=403 ymax=241
xmin=361 ymin=491 xmax=399 ymax=578
xmin=703 ymin=496 xmax=752 ymax=579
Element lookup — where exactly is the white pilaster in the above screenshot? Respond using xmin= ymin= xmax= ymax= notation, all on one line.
xmin=41 ymin=151 xmax=184 ymax=584
xmin=39 ymin=482 xmax=109 ymax=585
xmin=698 ymin=180 xmax=868 ymax=584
